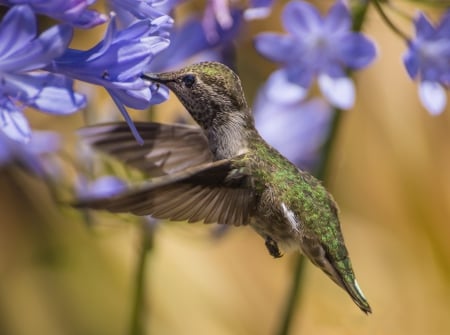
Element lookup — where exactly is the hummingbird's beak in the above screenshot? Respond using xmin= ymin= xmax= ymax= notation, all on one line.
xmin=141 ymin=73 xmax=173 ymax=84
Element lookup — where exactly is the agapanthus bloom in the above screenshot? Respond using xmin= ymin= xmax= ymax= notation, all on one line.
xmin=0 ymin=5 xmax=86 ymax=143
xmin=254 ymin=0 xmax=376 ymax=109
xmin=0 ymin=0 xmax=107 ymax=28
xmin=403 ymin=11 xmax=450 ymax=115
xmin=47 ymin=13 xmax=172 ymax=144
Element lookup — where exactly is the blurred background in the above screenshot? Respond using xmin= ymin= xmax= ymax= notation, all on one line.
xmin=1 ymin=1 xmax=449 ymax=334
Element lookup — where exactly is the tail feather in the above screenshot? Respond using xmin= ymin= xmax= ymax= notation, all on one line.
xmin=301 ymin=237 xmax=372 ymax=314
xmin=330 ymin=257 xmax=372 ymax=314
xmin=343 ymin=277 xmax=372 ymax=314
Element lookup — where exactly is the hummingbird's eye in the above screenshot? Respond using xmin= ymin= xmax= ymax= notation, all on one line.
xmin=181 ymin=74 xmax=196 ymax=88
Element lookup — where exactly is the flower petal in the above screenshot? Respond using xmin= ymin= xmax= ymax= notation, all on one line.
xmin=149 ymin=84 xmax=169 ymax=104
xmin=324 ymin=1 xmax=351 ymax=34
xmin=282 ymin=0 xmax=322 ymax=36
xmin=0 ymin=0 xmax=108 ymax=28
xmin=111 ymin=87 xmax=152 ymax=109
xmin=0 ymin=108 xmax=31 ymax=143
xmin=437 ymin=12 xmax=450 ymax=38
xmin=415 ymin=12 xmax=436 ymax=40
xmin=108 ymin=89 xmax=144 ymax=145
xmin=6 ymin=73 xmax=86 ymax=114
xmin=254 ymin=33 xmax=299 ymax=63
xmin=109 ymin=0 xmax=171 ymax=27
xmin=244 ymin=7 xmax=272 ymax=20
xmin=318 ymin=74 xmax=355 ymax=109
xmin=403 ymin=45 xmax=419 ymax=79
xmin=1 ymin=23 xmax=73 ymax=72
xmin=31 ymin=82 xmax=87 ymax=114
xmin=264 ymin=69 xmax=308 ymax=104
xmin=150 ymin=13 xmax=241 ymax=71
xmin=419 ymin=81 xmax=447 ymax=115
xmin=0 ymin=5 xmax=36 ymax=59
xmin=338 ymin=33 xmax=377 ymax=69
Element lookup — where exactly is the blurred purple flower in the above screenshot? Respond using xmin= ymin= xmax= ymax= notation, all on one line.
xmin=254 ymin=0 xmax=376 ymax=109
xmin=403 ymin=11 xmax=450 ymax=115
xmin=0 ymin=130 xmax=61 ymax=176
xmin=0 ymin=0 xmax=107 ymax=28
xmin=150 ymin=13 xmax=242 ymax=71
xmin=244 ymin=0 xmax=273 ymax=20
xmin=0 ymin=5 xmax=86 ymax=143
xmin=47 ymin=13 xmax=172 ymax=144
xmin=254 ymin=85 xmax=333 ymax=171
xmin=76 ymin=175 xmax=128 ymax=199
xmin=202 ymin=0 xmax=272 ymax=42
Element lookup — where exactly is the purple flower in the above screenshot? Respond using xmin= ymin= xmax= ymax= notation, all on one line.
xmin=202 ymin=0 xmax=272 ymax=42
xmin=0 ymin=0 xmax=107 ymax=28
xmin=244 ymin=0 xmax=273 ymax=20
xmin=0 ymin=5 xmax=86 ymax=143
xmin=0 ymin=130 xmax=61 ymax=176
xmin=254 ymin=0 xmax=376 ymax=109
xmin=150 ymin=13 xmax=242 ymax=72
xmin=403 ymin=11 xmax=450 ymax=115
xmin=76 ymin=175 xmax=128 ymax=199
xmin=107 ymin=0 xmax=176 ymax=28
xmin=47 ymin=13 xmax=172 ymax=144
xmin=254 ymin=84 xmax=333 ymax=171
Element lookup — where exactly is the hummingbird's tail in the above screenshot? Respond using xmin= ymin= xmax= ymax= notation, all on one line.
xmin=327 ymin=257 xmax=372 ymax=314
xmin=301 ymin=237 xmax=372 ymax=314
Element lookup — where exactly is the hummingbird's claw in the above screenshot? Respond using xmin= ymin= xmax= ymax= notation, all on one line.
xmin=265 ymin=236 xmax=283 ymax=258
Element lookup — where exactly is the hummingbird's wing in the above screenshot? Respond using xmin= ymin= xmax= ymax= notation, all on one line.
xmin=75 ymin=158 xmax=254 ymax=226
xmin=79 ymin=122 xmax=212 ymax=176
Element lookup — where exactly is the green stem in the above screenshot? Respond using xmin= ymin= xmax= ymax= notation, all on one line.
xmin=316 ymin=110 xmax=343 ymax=181
xmin=275 ymin=255 xmax=306 ymax=335
xmin=371 ymin=0 xmax=410 ymax=41
xmin=130 ymin=220 xmax=155 ymax=335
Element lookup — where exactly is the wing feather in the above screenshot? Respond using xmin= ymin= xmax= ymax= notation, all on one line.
xmin=76 ymin=159 xmax=255 ymax=226
xmin=79 ymin=122 xmax=212 ymax=176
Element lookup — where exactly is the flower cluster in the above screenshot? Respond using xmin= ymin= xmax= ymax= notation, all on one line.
xmin=404 ymin=11 xmax=450 ymax=115
xmin=255 ymin=0 xmax=377 ymax=110
xmin=0 ymin=0 xmax=173 ymax=173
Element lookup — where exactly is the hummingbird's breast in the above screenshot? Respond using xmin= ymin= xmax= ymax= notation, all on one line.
xmin=249 ymin=196 xmax=304 ymax=252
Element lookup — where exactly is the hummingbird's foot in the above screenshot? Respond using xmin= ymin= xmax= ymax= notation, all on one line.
xmin=265 ymin=236 xmax=283 ymax=258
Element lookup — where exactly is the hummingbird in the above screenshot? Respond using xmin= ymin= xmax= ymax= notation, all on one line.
xmin=76 ymin=61 xmax=371 ymax=314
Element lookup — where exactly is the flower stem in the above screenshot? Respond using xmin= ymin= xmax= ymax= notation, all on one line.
xmin=371 ymin=0 xmax=410 ymax=41
xmin=275 ymin=255 xmax=306 ymax=335
xmin=130 ymin=220 xmax=155 ymax=335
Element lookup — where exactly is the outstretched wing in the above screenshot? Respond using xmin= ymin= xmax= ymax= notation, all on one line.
xmin=75 ymin=159 xmax=255 ymax=226
xmin=79 ymin=122 xmax=212 ymax=176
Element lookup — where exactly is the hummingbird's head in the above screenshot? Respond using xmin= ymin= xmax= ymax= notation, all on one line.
xmin=142 ymin=62 xmax=249 ymax=129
